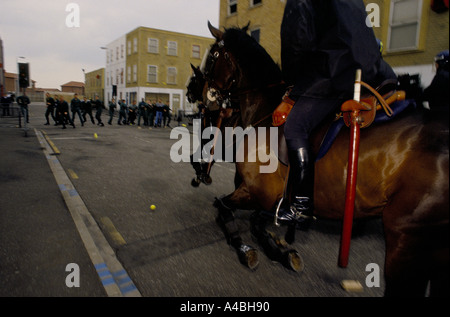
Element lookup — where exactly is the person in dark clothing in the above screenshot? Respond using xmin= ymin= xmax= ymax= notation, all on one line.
xmin=108 ymin=98 xmax=116 ymax=125
xmin=82 ymin=96 xmax=95 ymax=124
xmin=93 ymin=95 xmax=105 ymax=126
xmin=276 ymin=0 xmax=397 ymax=226
xmin=70 ymin=93 xmax=85 ymax=126
xmin=17 ymin=93 xmax=31 ymax=123
xmin=44 ymin=93 xmax=56 ymax=125
xmin=58 ymin=95 xmax=75 ymax=129
xmin=422 ymin=50 xmax=449 ymax=116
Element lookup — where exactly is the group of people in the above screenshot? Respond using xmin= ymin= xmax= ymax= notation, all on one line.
xmin=45 ymin=93 xmax=105 ymax=128
xmin=45 ymin=94 xmax=173 ymax=129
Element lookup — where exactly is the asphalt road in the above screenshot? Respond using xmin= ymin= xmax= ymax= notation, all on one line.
xmin=1 ymin=102 xmax=387 ymax=300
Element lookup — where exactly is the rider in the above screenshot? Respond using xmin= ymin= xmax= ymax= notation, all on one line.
xmin=277 ymin=0 xmax=397 ymax=226
xmin=422 ymin=50 xmax=449 ymax=116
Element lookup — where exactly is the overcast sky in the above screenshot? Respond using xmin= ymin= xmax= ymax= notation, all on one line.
xmin=0 ymin=0 xmax=220 ymax=89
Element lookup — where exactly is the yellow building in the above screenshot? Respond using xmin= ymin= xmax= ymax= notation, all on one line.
xmin=219 ymin=0 xmax=449 ymax=87
xmin=125 ymin=27 xmax=214 ymax=114
xmin=84 ymin=68 xmax=105 ymax=100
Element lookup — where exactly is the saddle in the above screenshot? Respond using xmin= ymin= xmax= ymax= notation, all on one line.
xmin=275 ymin=81 xmax=410 ymax=165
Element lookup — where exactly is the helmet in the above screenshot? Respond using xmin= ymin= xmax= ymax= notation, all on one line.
xmin=434 ymin=50 xmax=449 ymax=70
xmin=376 ymin=39 xmax=384 ymax=55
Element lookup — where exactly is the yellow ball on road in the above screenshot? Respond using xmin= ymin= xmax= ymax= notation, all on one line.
xmin=94 ymin=133 xmax=98 ymax=138
xmin=150 ymin=204 xmax=156 ymax=210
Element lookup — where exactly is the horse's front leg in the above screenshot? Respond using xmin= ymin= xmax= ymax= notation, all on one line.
xmin=251 ymin=211 xmax=304 ymax=272
xmin=214 ymin=195 xmax=259 ymax=270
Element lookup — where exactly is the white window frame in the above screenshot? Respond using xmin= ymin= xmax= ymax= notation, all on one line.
xmin=228 ymin=0 xmax=237 ymax=16
xmin=387 ymin=0 xmax=422 ymax=52
xmin=167 ymin=67 xmax=177 ymax=85
xmin=133 ymin=65 xmax=137 ymax=83
xmin=192 ymin=44 xmax=201 ymax=58
xmin=250 ymin=0 xmax=262 ymax=8
xmin=133 ymin=38 xmax=138 ymax=53
xmin=148 ymin=38 xmax=159 ymax=54
xmin=147 ymin=65 xmax=158 ymax=83
xmin=127 ymin=41 xmax=131 ymax=55
xmin=167 ymin=41 xmax=178 ymax=56
xmin=127 ymin=66 xmax=131 ymax=83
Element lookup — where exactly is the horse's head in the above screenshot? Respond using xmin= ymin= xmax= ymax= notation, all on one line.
xmin=186 ymin=64 xmax=205 ymax=103
xmin=204 ymin=21 xmax=242 ymax=105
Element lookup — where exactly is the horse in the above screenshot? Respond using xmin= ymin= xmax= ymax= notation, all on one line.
xmin=196 ymin=22 xmax=449 ymax=297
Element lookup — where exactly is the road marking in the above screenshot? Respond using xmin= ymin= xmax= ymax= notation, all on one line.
xmin=35 ymin=128 xmax=141 ymax=297
xmin=41 ymin=130 xmax=60 ymax=155
xmin=100 ymin=217 xmax=127 ymax=246
xmin=68 ymin=169 xmax=79 ymax=180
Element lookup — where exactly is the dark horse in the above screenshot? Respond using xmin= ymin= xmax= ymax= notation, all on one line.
xmin=197 ymin=22 xmax=449 ymax=297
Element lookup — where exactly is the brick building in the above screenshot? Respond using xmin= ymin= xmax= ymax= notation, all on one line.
xmin=104 ymin=27 xmax=214 ymax=115
xmin=61 ymin=81 xmax=85 ymax=95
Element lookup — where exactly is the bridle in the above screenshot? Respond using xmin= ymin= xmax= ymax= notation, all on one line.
xmin=204 ymin=40 xmax=240 ymax=110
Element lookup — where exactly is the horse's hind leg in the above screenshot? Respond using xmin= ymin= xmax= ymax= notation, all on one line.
xmin=250 ymin=211 xmax=304 ymax=272
xmin=214 ymin=196 xmax=259 ymax=270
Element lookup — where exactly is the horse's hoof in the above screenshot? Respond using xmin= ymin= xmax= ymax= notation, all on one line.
xmin=191 ymin=177 xmax=200 ymax=187
xmin=202 ymin=174 xmax=212 ymax=185
xmin=238 ymin=245 xmax=259 ymax=270
xmin=285 ymin=250 xmax=304 ymax=272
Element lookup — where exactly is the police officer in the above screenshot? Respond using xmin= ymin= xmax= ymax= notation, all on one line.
xmin=82 ymin=96 xmax=95 ymax=124
xmin=93 ymin=95 xmax=105 ymax=126
xmin=137 ymin=98 xmax=148 ymax=126
xmin=423 ymin=50 xmax=449 ymax=116
xmin=276 ymin=0 xmax=397 ymax=225
xmin=108 ymin=98 xmax=116 ymax=125
xmin=70 ymin=93 xmax=85 ymax=126
xmin=59 ymin=95 xmax=75 ymax=129
xmin=44 ymin=93 xmax=56 ymax=125
xmin=118 ymin=99 xmax=128 ymax=125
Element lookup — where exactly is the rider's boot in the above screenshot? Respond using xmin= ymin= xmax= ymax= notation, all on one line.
xmin=276 ymin=147 xmax=315 ymax=229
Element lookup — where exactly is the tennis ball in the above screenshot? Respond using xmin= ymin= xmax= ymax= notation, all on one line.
xmin=94 ymin=133 xmax=98 ymax=138
xmin=150 ymin=204 xmax=156 ymax=210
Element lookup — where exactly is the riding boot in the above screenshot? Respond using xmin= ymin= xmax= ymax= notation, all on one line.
xmin=277 ymin=147 xmax=315 ymax=228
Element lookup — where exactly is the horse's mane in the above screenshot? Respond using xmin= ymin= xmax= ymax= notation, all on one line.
xmin=222 ymin=27 xmax=282 ymax=88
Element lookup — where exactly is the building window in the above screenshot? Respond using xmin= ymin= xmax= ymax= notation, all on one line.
xmin=110 ymin=50 xmax=113 ymax=62
xmin=127 ymin=66 xmax=131 ymax=83
xmin=250 ymin=0 xmax=262 ymax=7
xmin=127 ymin=41 xmax=131 ymax=55
xmin=148 ymin=65 xmax=158 ymax=83
xmin=388 ymin=0 xmax=422 ymax=52
xmin=148 ymin=38 xmax=159 ymax=53
xmin=192 ymin=45 xmax=201 ymax=58
xmin=116 ymin=47 xmax=119 ymax=60
xmin=167 ymin=67 xmax=177 ymax=84
xmin=120 ymin=68 xmax=124 ymax=84
xmin=250 ymin=28 xmax=260 ymax=43
xmin=133 ymin=38 xmax=138 ymax=53
xmin=228 ymin=0 xmax=237 ymax=15
xmin=133 ymin=65 xmax=137 ymax=82
xmin=167 ymin=41 xmax=178 ymax=56
xmin=121 ymin=44 xmax=124 ymax=58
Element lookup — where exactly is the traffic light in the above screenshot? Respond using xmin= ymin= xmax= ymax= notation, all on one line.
xmin=18 ymin=63 xmax=29 ymax=88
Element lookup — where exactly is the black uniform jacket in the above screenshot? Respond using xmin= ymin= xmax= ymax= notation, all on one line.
xmin=281 ymin=0 xmax=396 ymax=100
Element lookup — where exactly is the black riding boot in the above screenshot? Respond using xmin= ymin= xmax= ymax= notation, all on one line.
xmin=277 ymin=147 xmax=315 ymax=228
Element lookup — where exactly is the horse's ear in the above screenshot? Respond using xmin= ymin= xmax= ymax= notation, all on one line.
xmin=208 ymin=20 xmax=223 ymax=40
xmin=190 ymin=63 xmax=196 ymax=72
xmin=191 ymin=64 xmax=202 ymax=77
xmin=242 ymin=21 xmax=251 ymax=32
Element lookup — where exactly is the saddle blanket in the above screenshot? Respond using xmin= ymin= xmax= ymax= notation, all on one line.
xmin=315 ymin=99 xmax=417 ymax=161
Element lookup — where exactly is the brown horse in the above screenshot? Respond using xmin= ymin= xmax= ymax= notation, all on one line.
xmin=199 ymin=22 xmax=449 ymax=297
